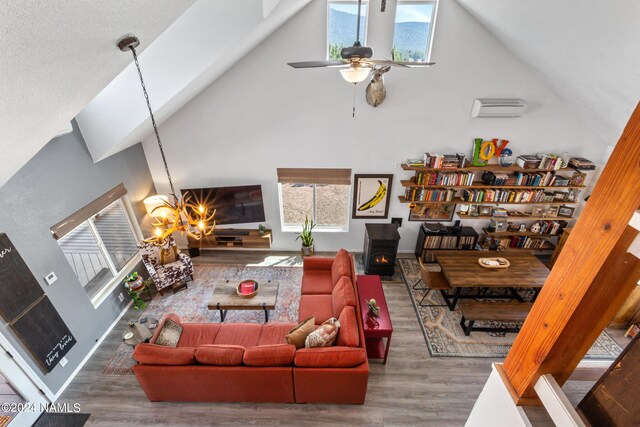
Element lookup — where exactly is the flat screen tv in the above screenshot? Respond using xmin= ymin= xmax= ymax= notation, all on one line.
xmin=180 ymin=185 xmax=266 ymax=225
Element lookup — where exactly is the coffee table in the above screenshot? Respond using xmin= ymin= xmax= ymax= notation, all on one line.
xmin=207 ymin=280 xmax=279 ymax=323
xmin=122 ymin=317 xmax=158 ymax=347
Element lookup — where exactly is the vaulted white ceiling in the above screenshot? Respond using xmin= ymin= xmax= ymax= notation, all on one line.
xmin=456 ymin=0 xmax=640 ymax=146
xmin=0 ymin=0 xmax=195 ymax=188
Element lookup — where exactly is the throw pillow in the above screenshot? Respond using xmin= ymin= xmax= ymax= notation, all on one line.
xmin=286 ymin=317 xmax=314 ymax=349
xmin=159 ymin=246 xmax=178 ymax=265
xmin=305 ymin=317 xmax=340 ymax=348
xmin=154 ymin=318 xmax=183 ymax=347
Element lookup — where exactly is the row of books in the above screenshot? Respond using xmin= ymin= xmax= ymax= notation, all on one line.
xmin=513 ymin=171 xmax=569 ymax=187
xmin=405 ymin=188 xmax=456 ymax=202
xmin=534 ymin=220 xmax=568 ymax=235
xmin=422 ymin=153 xmax=467 ymax=169
xmin=461 ymin=189 xmax=550 ymax=203
xmin=412 ymin=171 xmax=476 ymax=186
xmin=516 ymin=154 xmax=564 ymax=170
xmin=486 ymin=236 xmax=554 ymax=249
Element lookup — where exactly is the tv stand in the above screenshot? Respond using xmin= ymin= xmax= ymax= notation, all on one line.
xmin=188 ymin=228 xmax=272 ymax=251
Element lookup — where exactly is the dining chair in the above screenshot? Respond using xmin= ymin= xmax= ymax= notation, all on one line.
xmin=412 ymin=258 xmax=452 ymax=307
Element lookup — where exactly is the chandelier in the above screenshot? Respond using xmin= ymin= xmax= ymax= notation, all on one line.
xmin=118 ymin=35 xmax=215 ymax=244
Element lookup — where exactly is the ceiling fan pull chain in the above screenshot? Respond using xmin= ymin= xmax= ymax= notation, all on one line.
xmin=352 ymin=83 xmax=357 ymax=118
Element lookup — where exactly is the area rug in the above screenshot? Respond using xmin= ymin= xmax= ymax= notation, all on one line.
xmin=102 ymin=264 xmax=303 ymax=376
xmin=397 ymin=258 xmax=623 ymax=359
xmin=32 ymin=413 xmax=90 ymax=427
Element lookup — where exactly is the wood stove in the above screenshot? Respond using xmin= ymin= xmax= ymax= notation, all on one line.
xmin=363 ymin=224 xmax=401 ymax=276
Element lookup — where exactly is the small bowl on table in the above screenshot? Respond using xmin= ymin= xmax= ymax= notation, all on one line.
xmin=236 ymin=280 xmax=259 ymax=298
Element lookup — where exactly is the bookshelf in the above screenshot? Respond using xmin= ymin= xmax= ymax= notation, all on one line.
xmin=415 ymin=224 xmax=479 ymax=263
xmin=401 ymin=158 xmax=594 ymax=253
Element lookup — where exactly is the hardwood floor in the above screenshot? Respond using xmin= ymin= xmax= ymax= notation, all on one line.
xmin=57 ymin=251 xmax=627 ymax=426
xmin=0 ymin=373 xmax=23 ymax=419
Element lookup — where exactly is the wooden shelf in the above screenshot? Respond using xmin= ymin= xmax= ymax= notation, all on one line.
xmin=456 ymin=213 xmax=574 ymax=221
xmin=188 ymin=229 xmax=272 ymax=250
xmin=400 ymin=180 xmax=585 ymax=190
xmin=483 ymin=228 xmax=563 ymax=238
xmin=402 ymin=163 xmax=573 ymax=173
xmin=399 ymin=196 xmax=580 ymax=205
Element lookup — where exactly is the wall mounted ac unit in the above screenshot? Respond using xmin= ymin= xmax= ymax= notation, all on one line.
xmin=470 ymin=98 xmax=527 ymax=118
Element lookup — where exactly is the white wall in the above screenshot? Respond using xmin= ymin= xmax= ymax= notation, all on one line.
xmin=141 ymin=0 xmax=607 ymax=253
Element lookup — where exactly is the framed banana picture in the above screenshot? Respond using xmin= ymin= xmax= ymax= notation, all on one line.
xmin=352 ymin=174 xmax=393 ymax=219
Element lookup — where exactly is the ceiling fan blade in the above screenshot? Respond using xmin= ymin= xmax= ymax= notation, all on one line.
xmin=391 ymin=61 xmax=436 ymax=68
xmin=287 ymin=60 xmax=348 ymax=69
xmin=367 ymin=60 xmax=410 ymax=68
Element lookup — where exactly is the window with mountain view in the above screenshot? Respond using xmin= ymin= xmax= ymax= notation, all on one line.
xmin=327 ymin=1 xmax=368 ymax=60
xmin=393 ymin=1 xmax=437 ymax=62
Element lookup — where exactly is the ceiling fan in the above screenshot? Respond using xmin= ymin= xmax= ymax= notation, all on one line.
xmin=287 ymin=0 xmax=435 ymax=84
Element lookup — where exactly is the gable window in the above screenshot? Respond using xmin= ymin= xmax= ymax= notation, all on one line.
xmin=393 ymin=0 xmax=438 ymax=62
xmin=277 ymin=168 xmax=352 ymax=232
xmin=328 ymin=0 xmax=368 ymax=60
xmin=51 ymin=184 xmax=141 ymax=307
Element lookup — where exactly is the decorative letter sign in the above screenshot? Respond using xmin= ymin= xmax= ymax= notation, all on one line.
xmin=472 ymin=138 xmax=510 ymax=166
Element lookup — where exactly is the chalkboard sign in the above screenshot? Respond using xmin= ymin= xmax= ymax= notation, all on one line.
xmin=11 ymin=296 xmax=76 ymax=372
xmin=0 ymin=233 xmax=44 ymax=322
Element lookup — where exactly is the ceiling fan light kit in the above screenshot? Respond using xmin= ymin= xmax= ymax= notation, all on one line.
xmin=340 ymin=65 xmax=371 ymax=83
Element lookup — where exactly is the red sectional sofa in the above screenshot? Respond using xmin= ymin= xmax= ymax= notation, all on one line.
xmin=132 ymin=249 xmax=369 ymax=404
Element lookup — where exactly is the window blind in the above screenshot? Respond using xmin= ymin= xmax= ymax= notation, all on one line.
xmin=50 ymin=183 xmax=128 ymax=240
xmin=277 ymin=168 xmax=352 ymax=185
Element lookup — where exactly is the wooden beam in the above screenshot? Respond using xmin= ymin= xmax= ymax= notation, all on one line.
xmin=502 ymin=101 xmax=640 ymax=400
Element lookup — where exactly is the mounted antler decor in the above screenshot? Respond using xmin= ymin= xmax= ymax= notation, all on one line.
xmin=118 ymin=34 xmax=216 ymax=245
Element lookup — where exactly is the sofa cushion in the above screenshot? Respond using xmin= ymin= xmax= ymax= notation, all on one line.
xmin=177 ymin=323 xmax=221 ymax=347
xmin=332 ymin=276 xmax=357 ymax=318
xmin=286 ymin=317 xmax=315 ymax=349
xmin=300 ymin=269 xmax=333 ymax=295
xmin=243 ymin=344 xmax=296 ymax=366
xmin=330 ymin=249 xmax=352 ymax=286
xmin=336 ymin=306 xmax=359 ymax=347
xmin=213 ymin=323 xmax=262 ymax=347
xmin=298 ymin=295 xmax=333 ymax=325
xmin=195 ymin=344 xmax=245 ymax=366
xmin=259 ymin=323 xmax=298 ymax=346
xmin=150 ymin=314 xmax=181 ymax=344
xmin=305 ymin=318 xmax=340 ymax=348
xmin=133 ymin=343 xmax=196 ymax=365
xmin=294 ymin=347 xmax=367 ymax=368
xmin=154 ymin=318 xmax=183 ymax=347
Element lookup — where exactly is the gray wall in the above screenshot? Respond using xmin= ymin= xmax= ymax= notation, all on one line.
xmin=0 ymin=121 xmax=155 ymax=394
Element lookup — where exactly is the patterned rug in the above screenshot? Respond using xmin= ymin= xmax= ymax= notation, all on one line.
xmin=397 ymin=258 xmax=623 ymax=359
xmin=102 ymin=264 xmax=303 ymax=376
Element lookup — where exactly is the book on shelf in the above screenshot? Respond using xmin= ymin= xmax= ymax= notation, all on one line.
xmin=405 ymin=187 xmax=456 ymax=202
xmin=516 ymin=155 xmax=541 ymax=169
xmin=537 ymin=153 xmax=564 ymax=170
xmin=423 ymin=152 xmax=466 ymax=169
xmin=412 ymin=171 xmax=476 ymax=186
xmin=569 ymin=157 xmax=596 ymax=170
xmin=405 ymin=158 xmax=425 ymax=167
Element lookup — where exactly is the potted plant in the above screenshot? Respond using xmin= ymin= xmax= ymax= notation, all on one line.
xmin=296 ymin=215 xmax=316 ymax=257
xmin=258 ymin=224 xmax=266 ymax=235
xmin=124 ymin=272 xmax=144 ymax=292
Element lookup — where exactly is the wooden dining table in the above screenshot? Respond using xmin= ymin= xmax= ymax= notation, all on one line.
xmin=434 ymin=251 xmax=550 ymax=309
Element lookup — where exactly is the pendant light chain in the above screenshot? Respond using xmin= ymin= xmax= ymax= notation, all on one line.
xmin=130 ymin=46 xmax=178 ymax=205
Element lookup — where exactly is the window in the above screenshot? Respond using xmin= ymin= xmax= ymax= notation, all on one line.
xmin=327 ymin=1 xmax=368 ymax=60
xmin=393 ymin=1 xmax=438 ymax=62
xmin=277 ymin=168 xmax=352 ymax=232
xmin=51 ymin=185 xmax=141 ymax=307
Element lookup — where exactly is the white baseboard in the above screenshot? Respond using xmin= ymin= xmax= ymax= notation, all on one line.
xmin=53 ymin=300 xmax=133 ymax=400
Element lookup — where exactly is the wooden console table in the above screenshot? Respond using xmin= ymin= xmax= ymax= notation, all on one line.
xmin=188 ymin=229 xmax=272 ymax=252
xmin=356 ymin=275 xmax=393 ymax=364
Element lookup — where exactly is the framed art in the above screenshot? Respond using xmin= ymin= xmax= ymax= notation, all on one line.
xmin=547 ymin=206 xmax=559 ymax=217
xmin=558 ymin=205 xmax=575 ymax=218
xmin=408 ymin=204 xmax=455 ymax=221
xmin=352 ymin=174 xmax=393 ymax=219
xmin=532 ymin=206 xmax=544 ymax=216
xmin=478 ymin=205 xmax=492 ymax=216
